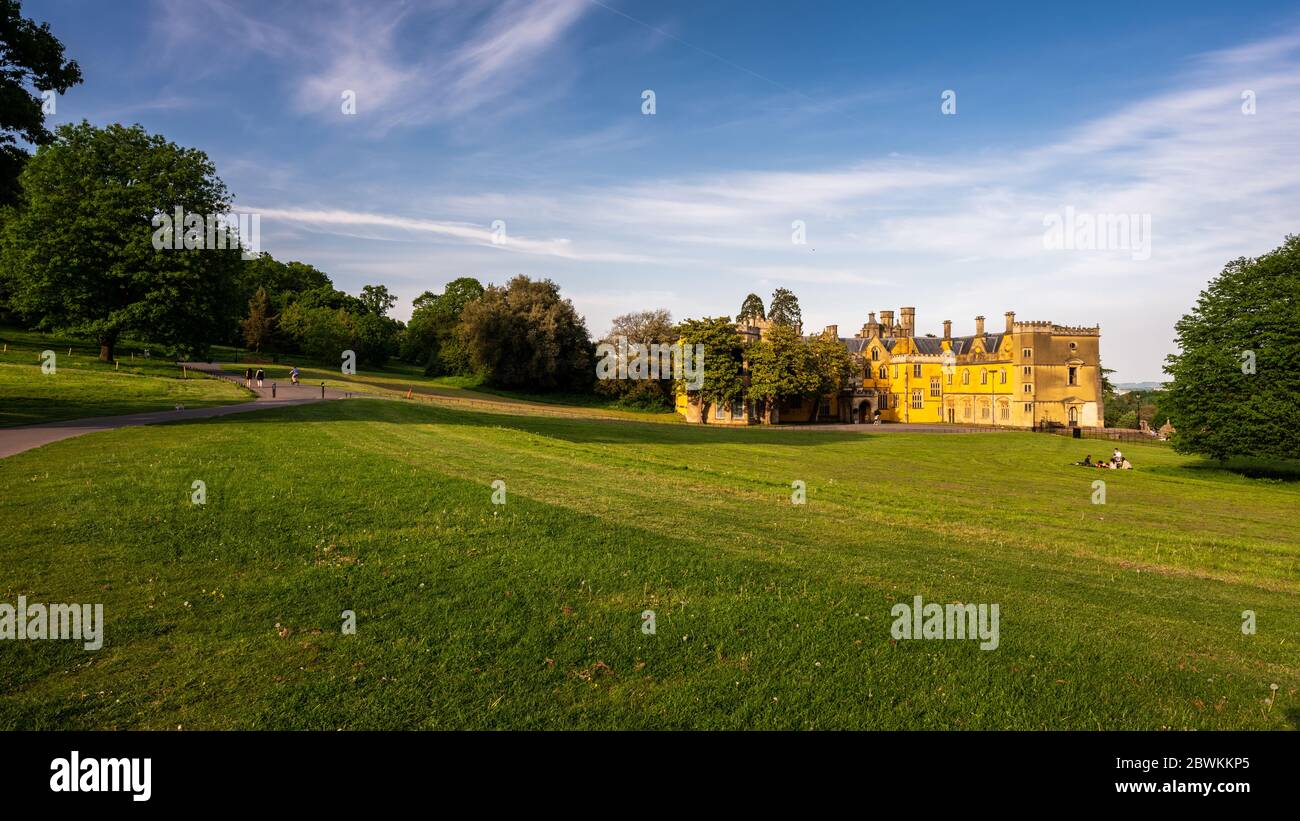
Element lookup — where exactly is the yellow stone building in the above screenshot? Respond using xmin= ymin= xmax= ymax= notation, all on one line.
xmin=676 ymin=307 xmax=1105 ymax=428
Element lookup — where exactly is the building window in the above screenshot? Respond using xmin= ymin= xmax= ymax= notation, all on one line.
xmin=913 ymin=363 xmax=922 ymax=378
xmin=1023 ymin=365 xmax=1031 ymax=376
xmin=946 ymin=372 xmax=953 ymax=385
xmin=714 ymin=403 xmax=726 ymax=419
xmin=879 ymin=393 xmax=888 ymax=410
xmin=912 ymin=389 xmax=923 ymax=409
xmin=1022 ymin=348 xmax=1032 ymax=358
xmin=731 ymin=400 xmax=744 ymax=419
xmin=1069 ymin=342 xmax=1077 ymax=351
xmin=1068 ymin=366 xmax=1078 ymax=386
xmin=1024 ymin=403 xmax=1033 ymax=413
xmin=962 ymin=370 xmax=970 ymax=385
xmin=871 ymin=348 xmax=879 ymax=361
xmin=963 ymin=403 xmax=972 ymax=419
xmin=930 ymin=377 xmax=941 ymax=397
xmin=981 ymin=404 xmax=990 ymax=420
xmin=878 ymin=365 xmax=887 ymax=380
xmin=818 ymin=400 xmax=831 ymax=418
xmin=1069 ymin=406 xmax=1079 ymax=424
xmin=1000 ymin=404 xmax=1010 ymax=420
xmin=980 ymin=370 xmax=988 ymax=385
xmin=1023 ymin=384 xmax=1032 ymax=393
xmin=1000 ymin=370 xmax=1007 ymax=384
xmin=892 ymin=365 xmax=899 ymax=379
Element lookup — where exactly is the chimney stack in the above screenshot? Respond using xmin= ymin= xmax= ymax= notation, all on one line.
xmin=1005 ymin=311 xmax=1015 ymax=333
xmin=943 ymin=320 xmax=952 ymax=340
xmin=900 ymin=307 xmax=915 ymax=338
xmin=864 ymin=312 xmax=880 ymax=338
xmin=975 ymin=315 xmax=985 ymax=336
xmin=824 ymin=324 xmax=838 ymax=340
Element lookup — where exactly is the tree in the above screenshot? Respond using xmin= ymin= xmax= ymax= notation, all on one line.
xmin=594 ymin=308 xmax=676 ymax=409
xmin=0 ymin=122 xmax=242 ymax=360
xmin=457 ymin=275 xmax=591 ymax=391
xmin=748 ymin=323 xmax=818 ymax=421
xmin=768 ymin=288 xmax=802 ymax=330
xmin=278 ymin=303 xmax=356 ymax=363
xmin=238 ymin=253 xmax=331 ymax=315
xmin=807 ymin=331 xmax=853 ymax=396
xmin=402 ymin=277 xmax=483 ymax=375
xmin=1 ymin=1 xmax=83 ymax=206
xmin=738 ymin=293 xmax=765 ymax=322
xmin=359 ymin=284 xmax=397 ymax=317
xmin=675 ymin=316 xmax=744 ymax=421
xmin=1163 ymin=235 xmax=1300 ymax=460
xmin=240 ymin=287 xmax=274 ymax=352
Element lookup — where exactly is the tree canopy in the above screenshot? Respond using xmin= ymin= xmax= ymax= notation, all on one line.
xmin=0 ymin=122 xmax=241 ymax=360
xmin=1163 ymin=235 xmax=1300 ymax=460
xmin=402 ymin=277 xmax=484 ymax=375
xmin=675 ymin=315 xmax=744 ymax=413
xmin=767 ymin=288 xmax=802 ymax=329
xmin=458 ymin=275 xmax=592 ymax=391
xmin=0 ymin=0 xmax=83 ymax=206
xmin=738 ymin=293 xmax=765 ymax=322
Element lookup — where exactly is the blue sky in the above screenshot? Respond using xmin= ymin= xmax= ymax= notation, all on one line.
xmin=31 ymin=0 xmax=1300 ymax=381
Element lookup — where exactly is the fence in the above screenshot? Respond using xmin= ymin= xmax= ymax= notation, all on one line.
xmin=1033 ymin=424 xmax=1167 ymax=444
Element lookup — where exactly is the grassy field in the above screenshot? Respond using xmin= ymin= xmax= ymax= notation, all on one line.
xmin=1 ymin=398 xmax=1296 ymax=730
xmin=216 ymin=361 xmax=681 ymax=423
xmin=0 ymin=329 xmax=251 ymax=426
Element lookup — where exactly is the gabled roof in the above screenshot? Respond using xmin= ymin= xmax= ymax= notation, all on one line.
xmin=835 ymin=332 xmax=1007 ymax=358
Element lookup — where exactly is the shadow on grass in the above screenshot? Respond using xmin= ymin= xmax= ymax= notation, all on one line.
xmin=1181 ymin=456 xmax=1300 ymax=483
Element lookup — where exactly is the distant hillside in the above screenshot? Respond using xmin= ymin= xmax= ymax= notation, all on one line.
xmin=1115 ymin=381 xmax=1166 ymax=392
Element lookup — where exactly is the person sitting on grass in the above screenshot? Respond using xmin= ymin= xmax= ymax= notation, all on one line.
xmin=1081 ymin=455 xmax=1093 ymax=466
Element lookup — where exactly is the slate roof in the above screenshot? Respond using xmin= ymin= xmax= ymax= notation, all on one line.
xmin=831 ymin=333 xmax=1008 ymax=356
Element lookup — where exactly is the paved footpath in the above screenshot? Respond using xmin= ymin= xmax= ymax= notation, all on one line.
xmin=0 ymin=363 xmax=349 ymax=459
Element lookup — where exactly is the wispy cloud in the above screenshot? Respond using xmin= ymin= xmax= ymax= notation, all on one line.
xmin=153 ymin=0 xmax=592 ymax=131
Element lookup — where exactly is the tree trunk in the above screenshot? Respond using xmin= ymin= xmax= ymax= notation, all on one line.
xmin=98 ymin=334 xmax=116 ymax=362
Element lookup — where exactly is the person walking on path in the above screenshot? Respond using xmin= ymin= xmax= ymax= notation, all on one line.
xmin=290 ymin=366 xmax=299 ymax=385
xmin=244 ymin=366 xmax=253 ymax=388
xmin=255 ymin=368 xmax=265 ymax=388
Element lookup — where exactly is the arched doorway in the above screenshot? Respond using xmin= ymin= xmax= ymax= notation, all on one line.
xmin=856 ymin=399 xmax=872 ymax=424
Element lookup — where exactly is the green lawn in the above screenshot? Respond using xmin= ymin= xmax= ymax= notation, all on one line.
xmin=216 ymin=361 xmax=681 ymax=423
xmin=0 ymin=399 xmax=1296 ymax=729
xmin=0 ymin=333 xmax=251 ymax=426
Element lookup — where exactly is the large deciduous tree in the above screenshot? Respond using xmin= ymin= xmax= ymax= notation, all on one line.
xmin=747 ymin=322 xmax=818 ymax=422
xmin=0 ymin=0 xmax=83 ymax=206
xmin=1163 ymin=235 xmax=1300 ymax=460
xmin=593 ymin=308 xmax=677 ymax=409
xmin=457 ymin=275 xmax=592 ymax=391
xmin=402 ymin=276 xmax=484 ymax=375
xmin=0 ymin=122 xmax=242 ymax=360
xmin=675 ymin=315 xmax=744 ymax=421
